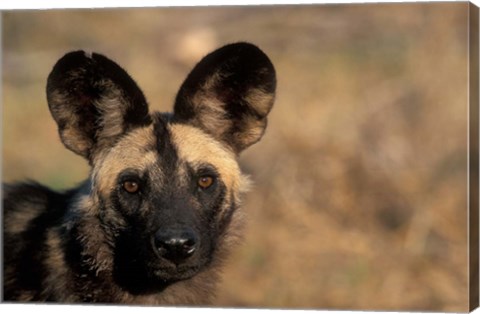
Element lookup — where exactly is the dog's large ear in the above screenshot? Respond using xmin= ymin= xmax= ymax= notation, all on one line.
xmin=46 ymin=51 xmax=151 ymax=161
xmin=173 ymin=43 xmax=276 ymax=154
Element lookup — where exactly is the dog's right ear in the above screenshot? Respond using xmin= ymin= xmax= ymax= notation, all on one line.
xmin=46 ymin=51 xmax=151 ymax=161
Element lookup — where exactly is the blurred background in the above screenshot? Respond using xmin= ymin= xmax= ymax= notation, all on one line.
xmin=2 ymin=3 xmax=472 ymax=311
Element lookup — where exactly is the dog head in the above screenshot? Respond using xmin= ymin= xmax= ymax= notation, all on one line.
xmin=46 ymin=43 xmax=276 ymax=293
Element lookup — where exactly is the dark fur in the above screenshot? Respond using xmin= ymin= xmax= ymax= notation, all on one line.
xmin=3 ymin=43 xmax=276 ymax=304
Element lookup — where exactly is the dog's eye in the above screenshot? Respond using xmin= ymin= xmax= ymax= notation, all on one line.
xmin=197 ymin=175 xmax=215 ymax=189
xmin=123 ymin=180 xmax=140 ymax=194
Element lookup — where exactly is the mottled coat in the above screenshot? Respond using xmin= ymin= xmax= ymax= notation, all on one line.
xmin=3 ymin=43 xmax=276 ymax=304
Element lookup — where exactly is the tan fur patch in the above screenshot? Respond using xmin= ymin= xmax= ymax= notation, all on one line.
xmin=189 ymin=94 xmax=231 ymax=136
xmin=3 ymin=193 xmax=47 ymax=235
xmin=92 ymin=125 xmax=158 ymax=197
xmin=95 ymin=84 xmax=129 ymax=145
xmin=71 ymin=194 xmax=116 ymax=274
xmin=61 ymin=127 xmax=92 ymax=155
xmin=44 ymin=228 xmax=75 ymax=301
xmin=48 ymin=89 xmax=92 ymax=156
xmin=169 ymin=124 xmax=250 ymax=194
xmin=233 ymin=116 xmax=267 ymax=150
xmin=244 ymin=88 xmax=275 ymax=117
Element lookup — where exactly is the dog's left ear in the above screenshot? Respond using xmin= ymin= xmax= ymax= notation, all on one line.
xmin=173 ymin=42 xmax=276 ymax=154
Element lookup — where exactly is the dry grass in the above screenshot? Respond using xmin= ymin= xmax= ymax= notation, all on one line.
xmin=2 ymin=3 xmax=472 ymax=311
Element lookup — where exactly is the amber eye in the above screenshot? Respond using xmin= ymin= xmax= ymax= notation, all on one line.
xmin=123 ymin=180 xmax=140 ymax=193
xmin=198 ymin=176 xmax=215 ymax=189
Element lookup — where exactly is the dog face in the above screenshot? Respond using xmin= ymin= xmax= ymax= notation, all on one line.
xmin=91 ymin=116 xmax=248 ymax=289
xmin=46 ymin=43 xmax=276 ymax=292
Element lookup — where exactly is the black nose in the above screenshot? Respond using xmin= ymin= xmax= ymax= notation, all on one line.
xmin=153 ymin=228 xmax=198 ymax=264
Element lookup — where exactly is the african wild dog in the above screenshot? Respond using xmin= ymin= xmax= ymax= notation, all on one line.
xmin=3 ymin=42 xmax=276 ymax=304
